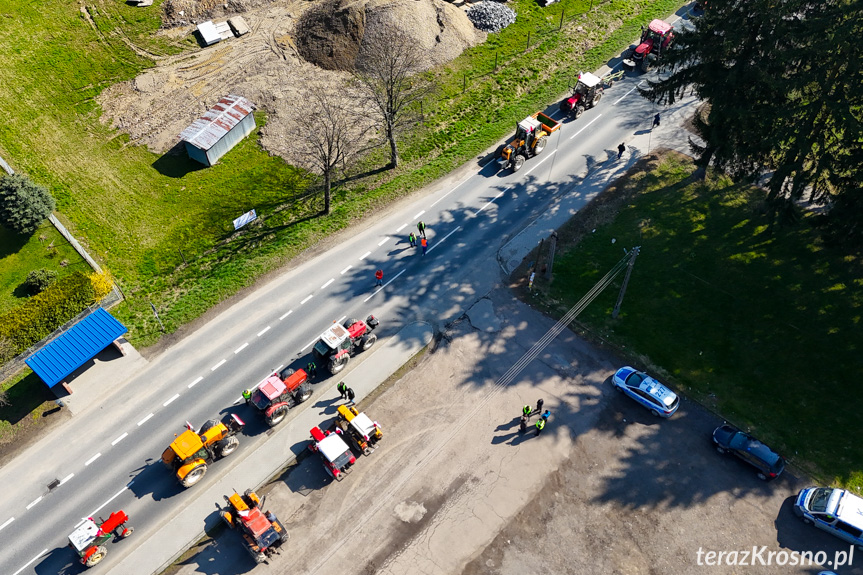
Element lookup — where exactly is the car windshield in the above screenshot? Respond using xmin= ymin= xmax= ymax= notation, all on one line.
xmin=625 ymin=371 xmax=646 ymax=387
xmin=810 ymin=488 xmax=834 ymax=513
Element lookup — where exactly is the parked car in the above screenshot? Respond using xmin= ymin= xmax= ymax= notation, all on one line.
xmin=712 ymin=424 xmax=785 ymax=480
xmin=794 ymin=487 xmax=863 ymax=550
xmin=611 ymin=366 xmax=679 ymax=418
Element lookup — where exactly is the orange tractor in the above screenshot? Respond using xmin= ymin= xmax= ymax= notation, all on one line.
xmin=499 ymin=111 xmax=561 ymax=173
xmin=67 ymin=510 xmax=133 ymax=568
xmin=220 ymin=489 xmax=289 ymax=564
xmin=161 ymin=414 xmax=245 ymax=488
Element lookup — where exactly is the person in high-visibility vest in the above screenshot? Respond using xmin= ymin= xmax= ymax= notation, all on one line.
xmin=242 ymin=389 xmax=252 ymax=404
xmin=535 ymin=418 xmax=546 ymax=436
xmin=522 ymin=405 xmax=532 ymax=418
xmin=337 ymin=381 xmax=348 ymax=400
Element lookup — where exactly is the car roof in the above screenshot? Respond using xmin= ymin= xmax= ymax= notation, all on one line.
xmin=578 ymin=72 xmax=602 ymax=87
xmin=319 ymin=323 xmax=349 ymax=349
xmin=836 ymin=490 xmax=863 ymax=531
xmin=730 ymin=433 xmax=781 ymax=465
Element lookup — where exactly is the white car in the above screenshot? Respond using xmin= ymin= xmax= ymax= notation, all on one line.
xmin=612 ymin=366 xmax=679 ymax=417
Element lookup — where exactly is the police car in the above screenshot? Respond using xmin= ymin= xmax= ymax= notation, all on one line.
xmin=794 ymin=487 xmax=863 ymax=550
xmin=611 ymin=366 xmax=679 ymax=418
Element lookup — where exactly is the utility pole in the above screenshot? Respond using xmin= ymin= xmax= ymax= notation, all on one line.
xmin=545 ymin=231 xmax=558 ymax=279
xmin=612 ymin=246 xmax=640 ymax=319
xmin=149 ymin=301 xmax=166 ymax=332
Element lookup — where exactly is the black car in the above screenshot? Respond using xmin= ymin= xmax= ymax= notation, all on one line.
xmin=712 ymin=424 xmax=785 ymax=480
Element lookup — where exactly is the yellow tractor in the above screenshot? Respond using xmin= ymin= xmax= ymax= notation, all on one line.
xmin=336 ymin=405 xmax=382 ymax=456
xmin=499 ymin=111 xmax=561 ymax=173
xmin=161 ymin=414 xmax=245 ymax=488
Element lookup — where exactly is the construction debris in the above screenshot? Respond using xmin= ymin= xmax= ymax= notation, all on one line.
xmin=466 ymin=1 xmax=516 ymax=33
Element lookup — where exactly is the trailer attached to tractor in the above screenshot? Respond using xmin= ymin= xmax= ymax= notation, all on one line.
xmin=499 ymin=111 xmax=561 ymax=173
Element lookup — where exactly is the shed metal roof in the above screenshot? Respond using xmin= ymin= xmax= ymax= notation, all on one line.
xmin=179 ymin=95 xmax=254 ymax=151
xmin=25 ymin=308 xmax=128 ymax=388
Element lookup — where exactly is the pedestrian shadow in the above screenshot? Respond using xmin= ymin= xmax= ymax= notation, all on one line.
xmin=388 ymin=246 xmax=413 ymax=256
xmin=312 ymin=395 xmax=342 ymax=416
xmin=494 ymin=415 xmax=522 ymax=432
xmin=634 ymin=128 xmax=652 ymax=135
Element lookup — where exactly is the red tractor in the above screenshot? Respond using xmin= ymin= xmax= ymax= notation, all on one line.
xmin=309 ymin=425 xmax=356 ymax=481
xmin=559 ymin=72 xmax=604 ymax=119
xmin=220 ymin=489 xmax=289 ymax=564
xmin=245 ymin=367 xmax=313 ymax=427
xmin=67 ymin=510 xmax=133 ymax=568
xmin=623 ymin=19 xmax=674 ymax=72
xmin=312 ymin=315 xmax=379 ymax=375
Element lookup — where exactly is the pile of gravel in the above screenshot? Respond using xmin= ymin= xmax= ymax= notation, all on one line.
xmin=466 ymin=1 xmax=516 ymax=33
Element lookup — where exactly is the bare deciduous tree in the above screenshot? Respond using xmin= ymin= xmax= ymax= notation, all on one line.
xmin=352 ymin=29 xmax=433 ymax=169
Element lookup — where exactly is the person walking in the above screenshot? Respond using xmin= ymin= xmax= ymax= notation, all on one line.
xmin=420 ymin=237 xmax=428 ymax=256
xmin=375 ymin=269 xmax=384 ymax=287
xmin=653 ymin=113 xmax=660 ymax=128
xmin=306 ymin=361 xmax=317 ymax=381
xmin=535 ymin=398 xmax=544 ymax=415
xmin=617 ymin=142 xmax=625 ymax=159
xmin=417 ymin=221 xmax=427 ymax=239
xmin=408 ymin=232 xmax=417 ymax=247
xmin=522 ymin=404 xmax=532 ymax=419
xmin=535 ymin=417 xmax=546 ymax=436
xmin=346 ymin=386 xmax=356 ymax=405
xmin=337 ymin=381 xmax=348 ymax=400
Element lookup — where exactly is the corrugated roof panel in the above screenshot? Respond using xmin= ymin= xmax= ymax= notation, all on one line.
xmin=179 ymin=95 xmax=254 ymax=151
xmin=25 ymin=308 xmax=128 ymax=388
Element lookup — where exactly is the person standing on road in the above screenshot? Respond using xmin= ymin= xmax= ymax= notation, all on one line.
xmin=522 ymin=404 xmax=532 ymax=419
xmin=519 ymin=415 xmax=528 ymax=433
xmin=541 ymin=409 xmax=551 ymax=421
xmin=421 ymin=237 xmax=428 ymax=256
xmin=242 ymin=389 xmax=252 ymax=404
xmin=535 ymin=398 xmax=544 ymax=415
xmin=617 ymin=142 xmax=625 ymax=159
xmin=337 ymin=381 xmax=348 ymax=400
xmin=535 ymin=417 xmax=546 ymax=436
xmin=653 ymin=113 xmax=660 ymax=128
xmin=306 ymin=361 xmax=317 ymax=381
xmin=375 ymin=269 xmax=384 ymax=287
xmin=346 ymin=387 xmax=356 ymax=405
xmin=408 ymin=232 xmax=417 ymax=247
xmin=417 ymin=221 xmax=427 ymax=238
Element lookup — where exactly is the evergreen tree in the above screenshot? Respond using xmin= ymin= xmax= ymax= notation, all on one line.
xmin=0 ymin=173 xmax=56 ymax=235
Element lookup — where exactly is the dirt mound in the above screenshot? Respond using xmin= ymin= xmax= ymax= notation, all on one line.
xmin=297 ymin=0 xmax=485 ymax=71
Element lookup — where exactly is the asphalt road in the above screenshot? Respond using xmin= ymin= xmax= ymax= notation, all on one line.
xmin=0 ymin=13 xmax=698 ymax=574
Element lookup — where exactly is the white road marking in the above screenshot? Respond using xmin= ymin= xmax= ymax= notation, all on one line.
xmin=426 ymin=226 xmax=461 ymax=254
xmin=211 ymin=359 xmax=227 ymax=371
xmin=337 ymin=315 xmax=346 ymax=324
xmin=234 ymin=342 xmax=249 ymax=354
xmin=431 ymin=177 xmax=471 ymax=207
xmin=112 ymin=432 xmax=129 ymax=445
xmin=613 ymin=82 xmax=644 ymax=106
xmin=85 ymin=453 xmax=101 ymax=466
xmin=137 ymin=413 xmax=154 ymax=426
xmin=321 ymin=278 xmax=334 ymax=289
xmin=363 ymin=269 xmax=406 ymax=302
xmin=359 ymin=251 xmax=371 ymax=260
xmin=300 ymin=295 xmax=313 ymax=305
xmin=300 ymin=337 xmax=318 ymax=352
xmin=59 ymin=473 xmax=74 ymax=486
xmin=163 ymin=394 xmax=179 ymax=407
xmin=377 ymin=236 xmax=390 ymax=246
xmin=25 ymin=497 xmax=42 ymax=510
xmin=474 ymin=191 xmax=505 ymax=215
xmin=82 ymin=484 xmax=132 ymax=523
xmin=413 ymin=210 xmax=425 ymax=219
xmin=340 ymin=265 xmax=352 ymax=275
xmin=11 ymin=548 xmax=48 ymax=575
xmin=524 ymin=149 xmax=558 ymax=175
xmin=0 ymin=517 xmax=13 ymax=532
xmin=569 ymin=114 xmax=603 ymax=140
xmin=188 ymin=376 xmax=203 ymax=388
xmin=280 ymin=310 xmax=293 ymax=320
xmin=395 ymin=223 xmax=407 ymax=232
xmin=257 ymin=326 xmax=271 ymax=336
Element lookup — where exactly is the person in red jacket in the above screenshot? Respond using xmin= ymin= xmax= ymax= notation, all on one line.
xmin=375 ymin=269 xmax=384 ymax=286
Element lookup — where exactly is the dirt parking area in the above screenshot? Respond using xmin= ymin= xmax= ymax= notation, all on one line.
xmin=167 ymin=287 xmax=863 ymax=575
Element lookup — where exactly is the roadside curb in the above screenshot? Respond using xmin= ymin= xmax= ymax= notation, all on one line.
xmin=110 ymin=321 xmax=434 ymax=575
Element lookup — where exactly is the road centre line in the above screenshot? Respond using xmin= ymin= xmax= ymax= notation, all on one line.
xmin=234 ymin=342 xmax=249 ymax=354
xmin=426 ymin=226 xmax=461 ymax=254
xmin=337 ymin=315 xmax=346 ymax=324
xmin=430 ymin=178 xmax=470 ymax=207
xmin=188 ymin=376 xmax=203 ymax=388
xmin=377 ymin=236 xmax=390 ymax=246
xmin=137 ymin=413 xmax=154 ymax=426
xmin=162 ymin=394 xmax=179 ymax=407
xmin=359 ymin=251 xmax=371 ymax=260
xmin=300 ymin=337 xmax=318 ymax=352
xmin=0 ymin=517 xmax=14 ymax=531
xmin=85 ymin=453 xmax=101 ymax=466
xmin=395 ymin=223 xmax=407 ymax=232
xmin=112 ymin=432 xmax=129 ymax=445
xmin=474 ymin=191 xmax=505 ymax=216
xmin=211 ymin=359 xmax=227 ymax=371
xmin=363 ymin=269 xmax=406 ymax=303
xmin=25 ymin=497 xmax=42 ymax=510
xmin=11 ymin=548 xmax=48 ymax=575
xmin=300 ymin=295 xmax=313 ymax=305
xmin=569 ymin=114 xmax=603 ymax=140
xmin=279 ymin=310 xmax=293 ymax=320
xmin=413 ymin=210 xmax=425 ymax=219
xmin=82 ymin=484 xmax=133 ymax=525
xmin=340 ymin=265 xmax=352 ymax=275
xmin=524 ymin=149 xmax=558 ymax=175
xmin=257 ymin=326 xmax=271 ymax=336
xmin=321 ymin=279 xmax=334 ymax=289
xmin=59 ymin=473 xmax=74 ymax=486
xmin=613 ymin=82 xmax=644 ymax=106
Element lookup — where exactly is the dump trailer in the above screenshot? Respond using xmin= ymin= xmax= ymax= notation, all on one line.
xmin=246 ymin=367 xmax=313 ymax=426
xmin=499 ymin=111 xmax=561 ymax=172
xmin=309 ymin=425 xmax=356 ymax=481
xmin=311 ymin=315 xmax=380 ymax=375
xmin=221 ymin=489 xmax=289 ymax=564
xmin=161 ymin=414 xmax=245 ymax=488
xmin=68 ymin=510 xmax=133 ymax=568
xmin=336 ymin=404 xmax=383 ymax=455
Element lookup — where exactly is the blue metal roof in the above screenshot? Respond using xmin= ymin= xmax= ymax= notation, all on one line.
xmin=26 ymin=308 xmax=128 ymax=388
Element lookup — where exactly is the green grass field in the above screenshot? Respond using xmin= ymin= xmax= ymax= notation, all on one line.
xmin=532 ymin=153 xmax=863 ymax=489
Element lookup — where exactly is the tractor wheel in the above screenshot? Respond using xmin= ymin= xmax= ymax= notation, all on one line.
xmin=329 ymin=355 xmax=349 ymax=374
xmin=280 ymin=530 xmax=290 ymax=543
xmin=254 ymin=552 xmax=268 ymax=564
xmin=558 ymin=100 xmax=568 ymax=113
xmin=534 ymin=136 xmax=547 ymax=155
xmin=278 ymin=367 xmax=294 ymax=380
xmin=294 ymin=383 xmax=313 ymax=403
xmin=85 ymin=546 xmax=108 ymax=567
xmin=361 ymin=333 xmax=377 ymax=351
xmin=180 ymin=463 xmax=208 ymax=487
xmin=574 ymin=105 xmax=585 ymax=119
xmin=220 ymin=510 xmax=234 ymax=529
xmin=199 ymin=419 xmax=219 ymax=434
xmin=343 ymin=318 xmax=359 ymax=330
xmin=512 ymin=154 xmax=526 ymax=172
xmin=267 ymin=405 xmax=289 ymax=427
xmin=119 ymin=526 xmax=134 ymax=538
xmin=592 ymin=91 xmax=603 ymax=107
xmin=216 ymin=435 xmax=240 ymax=458
xmin=622 ymin=47 xmax=633 ymax=59
xmin=640 ymin=58 xmax=650 ymax=73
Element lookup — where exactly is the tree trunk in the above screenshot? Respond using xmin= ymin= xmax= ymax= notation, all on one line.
xmin=323 ymin=171 xmax=331 ymax=215
xmin=387 ymin=124 xmax=399 ymax=169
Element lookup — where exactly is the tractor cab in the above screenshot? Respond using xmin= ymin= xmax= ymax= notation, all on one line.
xmin=635 ymin=19 xmax=673 ymax=59
xmin=560 ymin=72 xmax=603 ymax=116
xmin=313 ymin=323 xmax=351 ymax=359
xmin=514 ymin=116 xmax=542 ymax=148
xmin=68 ymin=511 xmax=132 ymax=567
xmin=249 ymin=375 xmax=287 ymax=411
